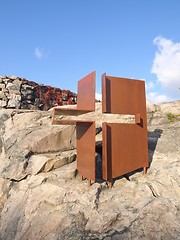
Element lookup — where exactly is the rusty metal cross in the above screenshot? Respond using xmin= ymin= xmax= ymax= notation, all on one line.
xmin=52 ymin=71 xmax=148 ymax=187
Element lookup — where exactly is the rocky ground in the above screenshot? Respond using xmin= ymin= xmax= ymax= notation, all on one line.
xmin=0 ymin=101 xmax=179 ymax=240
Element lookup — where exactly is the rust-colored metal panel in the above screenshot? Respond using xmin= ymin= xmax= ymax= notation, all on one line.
xmin=102 ymin=122 xmax=111 ymax=180
xmin=76 ymin=122 xmax=96 ymax=181
xmin=102 ymin=123 xmax=148 ymax=180
xmin=52 ymin=71 xmax=96 ymax=125
xmin=102 ymin=73 xmax=108 ymax=113
xmin=77 ymin=71 xmax=96 ymax=111
xmin=135 ymin=113 xmax=141 ymax=124
xmin=102 ymin=74 xmax=148 ymax=182
xmin=102 ymin=74 xmax=147 ymax=117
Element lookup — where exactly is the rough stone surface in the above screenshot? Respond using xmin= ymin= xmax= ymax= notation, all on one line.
xmin=0 ymin=101 xmax=179 ymax=239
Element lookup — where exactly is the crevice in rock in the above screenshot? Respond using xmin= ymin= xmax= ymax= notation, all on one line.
xmin=9 ymin=174 xmax=29 ymax=182
xmin=148 ymin=128 xmax=163 ymax=166
xmin=146 ymin=183 xmax=158 ymax=197
xmin=95 ymin=142 xmax=103 ymax=183
xmin=94 ymin=185 xmax=102 ymax=210
xmin=96 ymin=126 xmax=102 ymax=135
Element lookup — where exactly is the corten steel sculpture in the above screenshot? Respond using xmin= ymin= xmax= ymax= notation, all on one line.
xmin=52 ymin=71 xmax=148 ymax=187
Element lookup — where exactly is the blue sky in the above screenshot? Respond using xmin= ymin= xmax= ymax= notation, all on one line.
xmin=0 ymin=0 xmax=180 ymax=103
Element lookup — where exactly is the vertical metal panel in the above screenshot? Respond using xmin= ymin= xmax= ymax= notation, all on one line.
xmin=103 ymin=123 xmax=148 ymax=180
xmin=102 ymin=122 xmax=108 ymax=180
xmin=102 ymin=122 xmax=112 ymax=180
xmin=102 ymin=75 xmax=148 ymax=182
xmin=102 ymin=75 xmax=146 ymax=116
xmin=76 ymin=122 xmax=96 ymax=181
xmin=77 ymin=71 xmax=96 ymax=111
xmin=102 ymin=73 xmax=107 ymax=113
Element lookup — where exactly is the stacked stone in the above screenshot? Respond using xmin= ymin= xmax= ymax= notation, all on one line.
xmin=0 ymin=76 xmax=76 ymax=111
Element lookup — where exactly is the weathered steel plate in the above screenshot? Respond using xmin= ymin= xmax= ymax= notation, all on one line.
xmin=77 ymin=121 xmax=96 ymax=181
xmin=77 ymin=71 xmax=96 ymax=111
xmin=102 ymin=74 xmax=148 ymax=182
xmin=102 ymin=74 xmax=146 ymax=116
xmin=102 ymin=123 xmax=148 ymax=181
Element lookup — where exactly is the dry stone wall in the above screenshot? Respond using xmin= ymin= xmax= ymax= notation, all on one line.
xmin=0 ymin=76 xmax=76 ymax=111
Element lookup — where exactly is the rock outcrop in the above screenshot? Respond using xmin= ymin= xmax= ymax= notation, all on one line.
xmin=0 ymin=76 xmax=76 ymax=110
xmin=0 ymin=101 xmax=179 ymax=239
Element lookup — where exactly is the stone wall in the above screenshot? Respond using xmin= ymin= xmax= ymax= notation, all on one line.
xmin=0 ymin=76 xmax=76 ymax=111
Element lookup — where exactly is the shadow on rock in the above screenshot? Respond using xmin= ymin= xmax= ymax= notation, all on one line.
xmin=95 ymin=141 xmax=103 ymax=183
xmin=148 ymin=129 xmax=163 ymax=167
xmin=95 ymin=129 xmax=163 ymax=185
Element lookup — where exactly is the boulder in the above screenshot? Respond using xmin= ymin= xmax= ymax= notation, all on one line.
xmin=7 ymin=93 xmax=21 ymax=108
xmin=26 ymin=150 xmax=76 ymax=175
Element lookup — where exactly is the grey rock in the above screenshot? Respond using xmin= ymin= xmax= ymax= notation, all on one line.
xmin=0 ymin=178 xmax=10 ymax=211
xmin=0 ymin=91 xmax=6 ymax=99
xmin=26 ymin=150 xmax=76 ymax=175
xmin=0 ymin=83 xmax=6 ymax=89
xmin=13 ymin=79 xmax=22 ymax=86
xmin=6 ymin=82 xmax=21 ymax=95
xmin=21 ymin=89 xmax=34 ymax=96
xmin=21 ymin=84 xmax=35 ymax=90
xmin=0 ymin=99 xmax=7 ymax=108
xmin=8 ymin=76 xmax=18 ymax=80
xmin=0 ymin=102 xmax=179 ymax=240
xmin=7 ymin=93 xmax=21 ymax=108
xmin=157 ymin=100 xmax=180 ymax=114
xmin=3 ymin=78 xmax=12 ymax=84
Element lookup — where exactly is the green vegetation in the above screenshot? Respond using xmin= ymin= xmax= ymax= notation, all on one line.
xmin=167 ymin=113 xmax=180 ymax=122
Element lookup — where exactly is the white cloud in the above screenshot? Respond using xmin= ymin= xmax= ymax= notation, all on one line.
xmin=147 ymin=91 xmax=171 ymax=104
xmin=34 ymin=47 xmax=44 ymax=59
xmin=151 ymin=36 xmax=180 ymax=98
xmin=95 ymin=92 xmax=102 ymax=101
